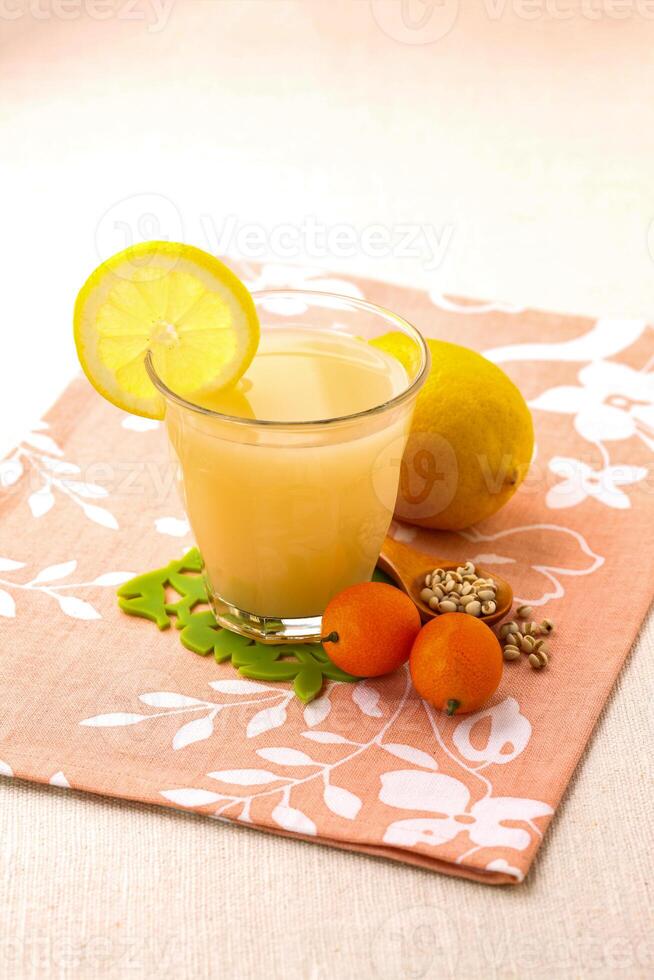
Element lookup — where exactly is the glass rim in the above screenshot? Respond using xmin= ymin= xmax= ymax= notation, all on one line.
xmin=144 ymin=288 xmax=431 ymax=429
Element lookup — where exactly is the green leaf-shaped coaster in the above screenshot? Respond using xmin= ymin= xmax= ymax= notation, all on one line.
xmin=116 ymin=547 xmax=357 ymax=702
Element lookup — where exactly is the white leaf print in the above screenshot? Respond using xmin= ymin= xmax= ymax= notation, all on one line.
xmin=261 ymin=294 xmax=308 ymax=316
xmin=303 ymin=695 xmax=331 ymax=727
xmin=173 ymin=715 xmax=215 ymax=750
xmin=257 ymin=747 xmax=316 ymax=767
xmin=81 ymin=503 xmax=118 ymax=530
xmin=80 ymin=712 xmax=149 ymax=727
xmin=40 ymin=457 xmax=80 ymax=474
xmin=0 ymin=459 xmax=23 ymax=487
xmin=56 ymin=595 xmax=101 ymax=620
xmin=392 ymin=524 xmax=418 ymax=543
xmin=271 ymin=804 xmax=317 ymax=836
xmin=92 ymin=571 xmax=135 ymax=586
xmin=28 ymin=489 xmax=54 ymax=518
xmin=208 ymin=769 xmax=280 ymax=786
xmin=160 ymin=788 xmax=224 ymax=807
xmin=139 ymin=692 xmax=208 ymax=708
xmin=0 ymin=760 xmax=13 ymax=777
xmin=379 ymin=770 xmax=469 ymax=813
xmin=546 ymin=457 xmax=647 ymax=512
xmin=470 ymin=796 xmax=553 ymax=850
xmin=382 ymin=744 xmax=439 ymax=770
xmin=383 ymin=817 xmax=462 ymax=848
xmin=381 ymin=788 xmax=550 ymax=853
xmin=49 ymin=771 xmax=70 ymax=788
xmin=122 ymin=415 xmax=160 ymax=432
xmin=0 ymin=589 xmax=16 ymax=618
xmin=0 ymin=558 xmax=25 ymax=572
xmin=155 ymin=517 xmax=190 ymax=537
xmin=459 ymin=521 xmax=604 ymax=607
xmin=247 ymin=704 xmax=287 ymax=738
xmin=63 ymin=481 xmax=108 ymax=499
xmin=323 ymin=784 xmax=362 ymax=820
xmin=24 ymin=432 xmax=63 ymax=456
xmin=209 ymin=679 xmax=270 ymax=694
xmin=484 ymin=318 xmax=647 ymax=365
xmin=32 ymin=560 xmax=77 ymax=584
xmin=453 ymin=698 xmax=531 ymax=765
xmin=485 ymin=858 xmax=524 ymax=882
xmin=430 ymin=292 xmax=523 ymax=315
xmin=470 ymin=553 xmax=515 ymax=566
xmin=301 ymin=731 xmax=350 ymax=744
xmin=353 ymin=682 xmax=383 ymax=718
xmin=611 ymin=465 xmax=649 ymax=486
xmin=530 ymin=386 xmax=587 ymax=415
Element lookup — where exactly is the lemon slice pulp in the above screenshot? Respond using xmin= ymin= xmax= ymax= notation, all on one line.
xmin=74 ymin=241 xmax=260 ymax=419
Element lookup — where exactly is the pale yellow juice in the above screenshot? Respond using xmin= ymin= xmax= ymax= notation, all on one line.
xmin=166 ymin=328 xmax=411 ymax=619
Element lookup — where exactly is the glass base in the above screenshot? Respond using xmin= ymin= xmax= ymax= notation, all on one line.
xmin=209 ymin=593 xmax=323 ymax=645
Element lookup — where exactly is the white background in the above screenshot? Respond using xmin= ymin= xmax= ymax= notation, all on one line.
xmin=1 ymin=1 xmax=654 ymax=456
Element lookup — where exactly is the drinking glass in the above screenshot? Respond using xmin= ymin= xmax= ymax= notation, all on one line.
xmin=146 ymin=290 xmax=430 ymax=643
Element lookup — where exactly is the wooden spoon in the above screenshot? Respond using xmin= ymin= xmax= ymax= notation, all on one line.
xmin=378 ymin=536 xmax=513 ymax=627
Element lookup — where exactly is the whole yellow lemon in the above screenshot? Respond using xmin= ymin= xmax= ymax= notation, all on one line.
xmin=373 ymin=335 xmax=534 ymax=530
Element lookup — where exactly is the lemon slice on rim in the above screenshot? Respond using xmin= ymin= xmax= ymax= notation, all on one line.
xmin=74 ymin=241 xmax=260 ymax=419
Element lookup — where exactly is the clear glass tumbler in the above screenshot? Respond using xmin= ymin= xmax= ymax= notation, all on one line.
xmin=146 ymin=290 xmax=429 ymax=643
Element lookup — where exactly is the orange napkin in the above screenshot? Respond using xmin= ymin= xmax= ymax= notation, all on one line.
xmin=0 ymin=264 xmax=651 ymax=884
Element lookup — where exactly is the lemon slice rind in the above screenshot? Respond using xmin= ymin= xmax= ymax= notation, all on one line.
xmin=74 ymin=241 xmax=259 ymax=419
